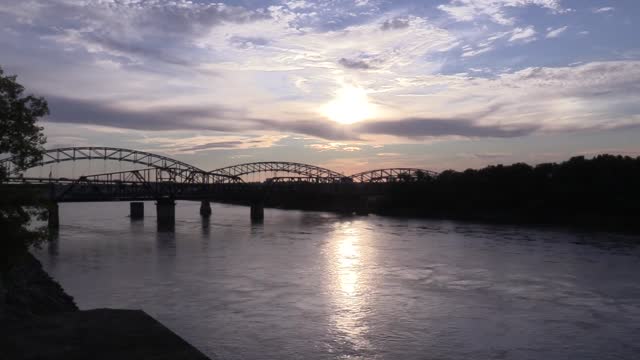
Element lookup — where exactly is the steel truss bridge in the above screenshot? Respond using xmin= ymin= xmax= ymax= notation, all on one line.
xmin=1 ymin=147 xmax=439 ymax=204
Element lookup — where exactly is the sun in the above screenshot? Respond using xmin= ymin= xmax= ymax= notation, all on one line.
xmin=321 ymin=85 xmax=376 ymax=125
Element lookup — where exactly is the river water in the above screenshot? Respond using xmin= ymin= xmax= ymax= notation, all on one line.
xmin=36 ymin=201 xmax=640 ymax=359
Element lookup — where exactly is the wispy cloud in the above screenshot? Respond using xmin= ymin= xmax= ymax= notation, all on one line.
xmin=546 ymin=26 xmax=568 ymax=38
xmin=593 ymin=7 xmax=615 ymax=14
xmin=138 ymin=134 xmax=287 ymax=154
xmin=381 ymin=17 xmax=410 ymax=31
xmin=509 ymin=26 xmax=537 ymax=43
xmin=358 ymin=118 xmax=539 ymax=139
xmin=438 ymin=0 xmax=562 ymax=25
xmin=306 ymin=143 xmax=362 ymax=152
xmin=339 ymin=57 xmax=372 ymax=70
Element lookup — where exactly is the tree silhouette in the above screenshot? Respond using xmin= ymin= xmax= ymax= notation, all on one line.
xmin=377 ymin=154 xmax=640 ymax=231
xmin=1 ymin=66 xmax=49 ymax=269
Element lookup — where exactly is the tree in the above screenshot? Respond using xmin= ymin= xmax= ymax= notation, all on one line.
xmin=0 ymin=66 xmax=48 ymax=269
xmin=414 ymin=170 xmax=428 ymax=182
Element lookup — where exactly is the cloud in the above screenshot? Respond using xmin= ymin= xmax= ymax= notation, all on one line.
xmin=179 ymin=141 xmax=246 ymax=151
xmin=251 ymin=118 xmax=359 ymax=141
xmin=358 ymin=118 xmax=539 ymax=138
xmin=509 ymin=26 xmax=537 ymax=42
xmin=8 ymin=0 xmax=269 ymax=66
xmin=43 ymin=97 xmax=356 ymax=141
xmin=35 ymin=58 xmax=640 ymax=144
xmin=2 ymin=1 xmax=639 ymax=155
xmin=306 ymin=143 xmax=362 ymax=151
xmin=44 ymin=96 xmax=246 ymax=132
xmin=339 ymin=57 xmax=372 ymax=69
xmin=137 ymin=134 xmax=286 ymax=154
xmin=546 ymin=26 xmax=568 ymax=38
xmin=228 ymin=36 xmax=270 ymax=49
xmin=438 ymin=0 xmax=562 ymax=25
xmin=381 ymin=17 xmax=410 ymax=31
xmin=593 ymin=7 xmax=615 ymax=13
xmin=501 ymin=61 xmax=640 ymax=96
xmin=203 ymin=13 xmax=455 ymax=76
xmin=462 ymin=46 xmax=494 ymax=57
xmin=460 ymin=152 xmax=512 ymax=159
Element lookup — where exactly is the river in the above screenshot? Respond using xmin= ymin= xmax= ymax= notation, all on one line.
xmin=36 ymin=201 xmax=640 ymax=359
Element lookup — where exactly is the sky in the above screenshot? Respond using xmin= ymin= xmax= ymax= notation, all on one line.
xmin=1 ymin=0 xmax=639 ymax=175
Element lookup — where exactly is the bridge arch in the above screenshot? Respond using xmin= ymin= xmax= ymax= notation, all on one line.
xmin=0 ymin=147 xmax=205 ymax=174
xmin=349 ymin=168 xmax=438 ymax=183
xmin=210 ymin=162 xmax=344 ymax=180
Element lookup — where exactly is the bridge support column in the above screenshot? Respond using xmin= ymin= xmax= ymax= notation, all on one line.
xmin=130 ymin=202 xmax=144 ymax=219
xmin=199 ymin=200 xmax=212 ymax=217
xmin=250 ymin=201 xmax=264 ymax=222
xmin=156 ymin=198 xmax=175 ymax=231
xmin=48 ymin=202 xmax=59 ymax=229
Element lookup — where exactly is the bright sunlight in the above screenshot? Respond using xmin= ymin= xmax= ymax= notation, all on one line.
xmin=321 ymin=85 xmax=376 ymax=125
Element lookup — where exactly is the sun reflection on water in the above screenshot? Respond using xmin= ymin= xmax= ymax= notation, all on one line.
xmin=327 ymin=221 xmax=374 ymax=355
xmin=337 ymin=236 xmax=360 ymax=296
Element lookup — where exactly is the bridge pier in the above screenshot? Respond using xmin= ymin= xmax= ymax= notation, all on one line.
xmin=156 ymin=198 xmax=175 ymax=231
xmin=48 ymin=202 xmax=59 ymax=229
xmin=199 ymin=200 xmax=212 ymax=217
xmin=250 ymin=201 xmax=264 ymax=222
xmin=130 ymin=202 xmax=144 ymax=219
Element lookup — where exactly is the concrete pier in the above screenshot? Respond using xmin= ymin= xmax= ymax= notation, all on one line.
xmin=48 ymin=202 xmax=59 ymax=229
xmin=199 ymin=200 xmax=212 ymax=217
xmin=250 ymin=201 xmax=264 ymax=222
xmin=130 ymin=202 xmax=144 ymax=219
xmin=156 ymin=198 xmax=175 ymax=230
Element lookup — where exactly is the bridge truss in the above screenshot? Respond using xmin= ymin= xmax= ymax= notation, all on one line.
xmin=211 ymin=162 xmax=345 ymax=179
xmin=1 ymin=146 xmax=442 ymax=202
xmin=0 ymin=147 xmax=205 ymax=175
xmin=3 ymin=167 xmax=243 ymax=202
xmin=78 ymin=168 xmax=241 ymax=184
xmin=349 ymin=168 xmax=438 ymax=183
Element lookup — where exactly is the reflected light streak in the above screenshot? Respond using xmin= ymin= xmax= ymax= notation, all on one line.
xmin=327 ymin=222 xmax=374 ymax=353
xmin=337 ymin=236 xmax=360 ymax=296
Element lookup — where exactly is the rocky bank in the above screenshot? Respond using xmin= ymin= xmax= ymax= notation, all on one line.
xmin=0 ymin=252 xmax=211 ymax=360
xmin=0 ymin=252 xmax=77 ymax=321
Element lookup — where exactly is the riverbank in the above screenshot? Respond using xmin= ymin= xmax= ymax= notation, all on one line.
xmin=0 ymin=252 xmax=78 ymax=320
xmin=1 ymin=253 xmax=211 ymax=360
xmin=1 ymin=309 xmax=211 ymax=360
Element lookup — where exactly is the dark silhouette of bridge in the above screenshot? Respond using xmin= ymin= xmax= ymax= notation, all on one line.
xmin=0 ymin=147 xmax=437 ymax=229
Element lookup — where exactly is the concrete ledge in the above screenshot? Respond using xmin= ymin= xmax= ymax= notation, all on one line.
xmin=0 ymin=309 xmax=211 ymax=360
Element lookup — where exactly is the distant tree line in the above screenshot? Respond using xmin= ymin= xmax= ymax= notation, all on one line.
xmin=375 ymin=155 xmax=640 ymax=231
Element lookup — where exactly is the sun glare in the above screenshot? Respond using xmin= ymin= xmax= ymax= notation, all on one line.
xmin=322 ymin=85 xmax=376 ymax=125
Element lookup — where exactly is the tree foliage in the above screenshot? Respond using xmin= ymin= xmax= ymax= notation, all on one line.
xmin=378 ymin=155 xmax=640 ymax=231
xmin=0 ymin=66 xmax=49 ymax=268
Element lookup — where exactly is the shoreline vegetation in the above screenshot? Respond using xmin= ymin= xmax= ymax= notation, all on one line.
xmin=374 ymin=154 xmax=640 ymax=233
xmin=253 ymin=154 xmax=640 ymax=234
